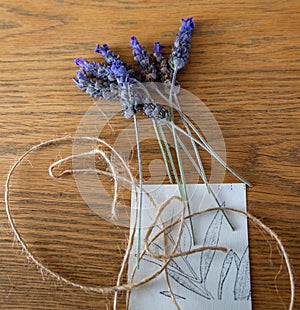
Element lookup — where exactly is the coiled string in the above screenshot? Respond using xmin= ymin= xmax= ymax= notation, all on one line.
xmin=4 ymin=136 xmax=294 ymax=310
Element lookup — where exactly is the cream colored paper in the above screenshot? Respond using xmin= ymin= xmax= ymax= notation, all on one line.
xmin=129 ymin=183 xmax=251 ymax=310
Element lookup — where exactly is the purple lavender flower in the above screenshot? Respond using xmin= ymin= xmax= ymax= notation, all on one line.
xmin=130 ymin=36 xmax=150 ymax=68
xmin=73 ymin=70 xmax=119 ymax=100
xmin=153 ymin=42 xmax=165 ymax=63
xmin=142 ymin=99 xmax=169 ymax=119
xmin=130 ymin=36 xmax=157 ymax=81
xmin=95 ymin=43 xmax=119 ymax=64
xmin=110 ymin=60 xmax=132 ymax=87
xmin=109 ymin=59 xmax=169 ymax=119
xmin=109 ymin=60 xmax=139 ymax=118
xmin=73 ymin=17 xmax=196 ymax=118
xmin=169 ymin=17 xmax=195 ymax=71
xmin=74 ymin=57 xmax=116 ymax=82
xmin=95 ymin=43 xmax=140 ymax=79
xmin=152 ymin=41 xmax=173 ymax=84
xmin=74 ymin=57 xmax=119 ymax=99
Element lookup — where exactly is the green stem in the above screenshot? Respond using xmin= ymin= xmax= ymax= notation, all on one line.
xmin=155 ymin=82 xmax=238 ymax=229
xmin=152 ymin=119 xmax=174 ymax=184
xmin=168 ymin=67 xmax=196 ymax=244
xmin=168 ymin=123 xmax=234 ymax=230
xmin=133 ymin=114 xmax=143 ymax=268
xmin=171 ymin=118 xmax=252 ymax=187
xmin=157 ymin=123 xmax=180 ymax=185
xmin=173 ymin=94 xmax=235 ymax=230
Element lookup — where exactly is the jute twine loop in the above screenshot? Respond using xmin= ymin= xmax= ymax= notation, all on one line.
xmin=4 ymin=137 xmax=294 ymax=310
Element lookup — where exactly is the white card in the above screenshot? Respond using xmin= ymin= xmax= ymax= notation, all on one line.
xmin=128 ymin=183 xmax=252 ymax=310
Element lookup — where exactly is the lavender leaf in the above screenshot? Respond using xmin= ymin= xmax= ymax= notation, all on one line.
xmin=234 ymin=246 xmax=251 ymax=300
xmin=217 ymin=249 xmax=235 ymax=300
xmin=199 ymin=210 xmax=223 ymax=284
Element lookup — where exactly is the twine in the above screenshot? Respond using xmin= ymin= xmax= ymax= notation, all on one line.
xmin=4 ymin=136 xmax=294 ymax=310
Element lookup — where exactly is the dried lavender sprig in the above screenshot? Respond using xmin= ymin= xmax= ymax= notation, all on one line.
xmin=73 ymin=57 xmax=119 ymax=100
xmin=74 ymin=58 xmax=116 ymax=82
xmin=73 ymin=70 xmax=119 ymax=100
xmin=110 ymin=60 xmax=169 ymax=119
xmin=169 ymin=17 xmax=195 ymax=71
xmin=110 ymin=60 xmax=134 ymax=87
xmin=95 ymin=43 xmax=120 ymax=64
xmin=130 ymin=36 xmax=150 ymax=70
xmin=95 ymin=43 xmax=140 ymax=79
xmin=110 ymin=60 xmax=140 ymax=118
xmin=153 ymin=42 xmax=173 ymax=84
xmin=72 ymin=18 xmax=254 ymax=247
xmin=130 ymin=36 xmax=157 ymax=81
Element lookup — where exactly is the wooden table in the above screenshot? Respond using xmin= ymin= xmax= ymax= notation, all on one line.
xmin=0 ymin=1 xmax=299 ymax=309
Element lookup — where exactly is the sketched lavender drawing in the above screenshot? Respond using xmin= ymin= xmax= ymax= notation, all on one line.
xmin=234 ymin=246 xmax=251 ymax=300
xmin=160 ymin=291 xmax=186 ymax=300
xmin=142 ymin=221 xmax=214 ymax=300
xmin=218 ymin=246 xmax=251 ymax=300
xmin=199 ymin=210 xmax=224 ymax=285
xmin=141 ymin=207 xmax=251 ymax=302
xmin=218 ymin=249 xmax=236 ymax=299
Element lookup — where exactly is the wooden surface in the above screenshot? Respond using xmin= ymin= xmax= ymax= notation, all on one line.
xmin=0 ymin=0 xmax=299 ymax=309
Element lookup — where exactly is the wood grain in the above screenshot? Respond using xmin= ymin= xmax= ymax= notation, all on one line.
xmin=0 ymin=0 xmax=299 ymax=309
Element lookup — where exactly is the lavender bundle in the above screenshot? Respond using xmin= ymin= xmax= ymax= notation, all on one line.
xmin=73 ymin=18 xmax=196 ymax=118
xmin=73 ymin=17 xmax=251 ymax=265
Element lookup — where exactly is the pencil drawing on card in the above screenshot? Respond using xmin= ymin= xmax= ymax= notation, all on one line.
xmin=141 ymin=208 xmax=251 ymax=302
